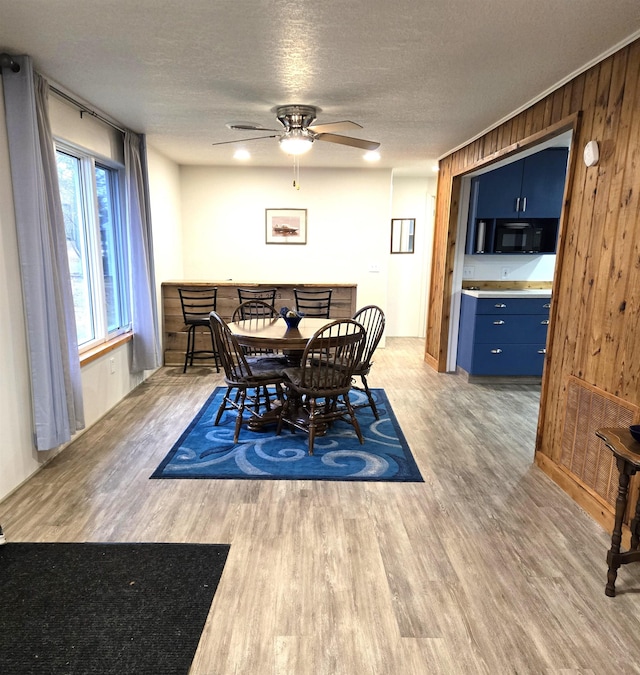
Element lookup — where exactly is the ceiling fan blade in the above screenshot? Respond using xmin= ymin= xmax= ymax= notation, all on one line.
xmin=212 ymin=134 xmax=278 ymax=146
xmin=308 ymin=120 xmax=363 ymax=133
xmin=226 ymin=122 xmax=280 ymax=131
xmin=315 ymin=133 xmax=380 ymax=151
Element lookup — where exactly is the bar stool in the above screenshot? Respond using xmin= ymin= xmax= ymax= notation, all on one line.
xmin=293 ymin=288 xmax=332 ymax=317
xmin=237 ymin=288 xmax=277 ymax=314
xmin=178 ymin=287 xmax=220 ymax=373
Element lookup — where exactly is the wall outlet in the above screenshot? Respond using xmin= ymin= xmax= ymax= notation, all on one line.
xmin=369 ymin=263 xmax=380 ymax=273
xmin=463 ymin=266 xmax=475 ymax=279
xmin=501 ymin=266 xmax=511 ymax=280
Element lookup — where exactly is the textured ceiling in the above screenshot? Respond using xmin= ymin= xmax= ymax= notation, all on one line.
xmin=1 ymin=1 xmax=639 ymax=174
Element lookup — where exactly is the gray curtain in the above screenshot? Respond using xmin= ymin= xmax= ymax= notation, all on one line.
xmin=2 ymin=56 xmax=85 ymax=450
xmin=124 ymin=131 xmax=161 ymax=372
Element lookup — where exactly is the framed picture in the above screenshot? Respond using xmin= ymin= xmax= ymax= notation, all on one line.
xmin=390 ymin=218 xmax=415 ymax=253
xmin=266 ymin=208 xmax=307 ymax=245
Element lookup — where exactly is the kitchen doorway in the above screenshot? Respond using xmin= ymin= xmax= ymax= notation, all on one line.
xmin=446 ymin=129 xmax=573 ymax=373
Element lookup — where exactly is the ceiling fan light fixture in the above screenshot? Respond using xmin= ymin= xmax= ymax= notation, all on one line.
xmin=279 ymin=129 xmax=314 ymax=155
xmin=364 ymin=150 xmax=381 ymax=162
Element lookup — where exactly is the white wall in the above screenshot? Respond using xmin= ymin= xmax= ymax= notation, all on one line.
xmin=179 ymin=166 xmax=392 ymax=313
xmin=147 ymin=146 xmax=184 ymax=353
xmin=50 ymin=96 xmax=124 ymax=163
xmin=80 ymin=346 xmax=145 ymax=427
xmin=388 ymin=175 xmax=436 ymax=336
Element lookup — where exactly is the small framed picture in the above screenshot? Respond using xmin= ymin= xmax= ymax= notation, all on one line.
xmin=266 ymin=208 xmax=307 ymax=245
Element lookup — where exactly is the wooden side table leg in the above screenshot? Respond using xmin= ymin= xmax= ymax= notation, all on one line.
xmin=606 ymin=459 xmax=631 ymax=597
xmin=629 ymin=487 xmax=640 ymax=552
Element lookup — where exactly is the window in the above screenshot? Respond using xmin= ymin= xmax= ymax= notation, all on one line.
xmin=56 ymin=146 xmax=130 ymax=348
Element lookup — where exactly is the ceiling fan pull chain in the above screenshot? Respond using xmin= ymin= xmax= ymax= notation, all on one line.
xmin=292 ymin=156 xmax=301 ymax=190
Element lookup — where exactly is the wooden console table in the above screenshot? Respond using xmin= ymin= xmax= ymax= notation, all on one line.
xmin=595 ymin=427 xmax=640 ymax=597
xmin=161 ymin=281 xmax=357 ymax=367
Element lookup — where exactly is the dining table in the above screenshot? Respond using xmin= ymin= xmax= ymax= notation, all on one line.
xmin=227 ymin=316 xmax=336 ymax=361
xmin=227 ymin=315 xmax=343 ymax=434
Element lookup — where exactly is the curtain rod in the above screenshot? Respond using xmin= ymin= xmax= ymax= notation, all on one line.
xmin=0 ymin=52 xmax=21 ymax=72
xmin=1 ymin=52 xmax=129 ymax=135
xmin=49 ymin=85 xmax=128 ymax=135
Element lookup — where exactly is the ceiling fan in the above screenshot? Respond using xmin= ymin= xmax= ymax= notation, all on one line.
xmin=212 ymin=104 xmax=380 ymax=155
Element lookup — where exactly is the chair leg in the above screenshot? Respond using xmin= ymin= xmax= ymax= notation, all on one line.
xmin=215 ymin=386 xmax=234 ymax=425
xmin=183 ymin=324 xmax=196 ymax=373
xmin=361 ymin=375 xmax=379 ymax=420
xmin=342 ymin=394 xmax=364 ymax=444
xmin=233 ymin=389 xmax=247 ymax=443
xmin=276 ymin=392 xmax=294 ymax=436
xmin=256 ymin=386 xmax=272 ymax=415
xmin=274 ymin=383 xmax=284 ymax=406
xmin=308 ymin=397 xmax=317 ymax=455
xmin=276 ymin=396 xmax=287 ymax=436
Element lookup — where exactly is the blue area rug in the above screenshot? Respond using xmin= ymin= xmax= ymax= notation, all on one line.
xmin=151 ymin=387 xmax=422 ymax=482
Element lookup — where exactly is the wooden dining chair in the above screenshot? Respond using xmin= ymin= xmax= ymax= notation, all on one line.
xmin=293 ymin=288 xmax=332 ymax=318
xmin=209 ymin=311 xmax=287 ymax=442
xmin=231 ymin=301 xmax=289 ymax=363
xmin=232 ymin=299 xmax=279 ymax=321
xmin=351 ymin=305 xmax=386 ymax=419
xmin=276 ymin=319 xmax=366 ymax=455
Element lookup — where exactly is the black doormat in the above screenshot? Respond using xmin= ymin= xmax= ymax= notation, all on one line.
xmin=0 ymin=542 xmax=230 ymax=675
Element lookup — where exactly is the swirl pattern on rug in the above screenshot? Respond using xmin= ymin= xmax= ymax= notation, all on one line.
xmin=151 ymin=387 xmax=422 ymax=482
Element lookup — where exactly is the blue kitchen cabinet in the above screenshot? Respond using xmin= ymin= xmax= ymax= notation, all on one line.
xmin=466 ymin=148 xmax=568 ymax=254
xmin=475 ymin=148 xmax=568 ymax=219
xmin=457 ymin=294 xmax=551 ymax=377
xmin=475 ymin=162 xmax=523 ymax=219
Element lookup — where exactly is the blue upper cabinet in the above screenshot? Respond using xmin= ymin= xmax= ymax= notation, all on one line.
xmin=474 ymin=148 xmax=568 ymax=220
xmin=519 ymin=149 xmax=568 ymax=218
xmin=475 ymin=162 xmax=524 ymax=219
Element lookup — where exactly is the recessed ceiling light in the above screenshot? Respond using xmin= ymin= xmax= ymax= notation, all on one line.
xmin=364 ymin=151 xmax=381 ymax=162
xmin=234 ymin=149 xmax=251 ymax=160
xmin=432 ymin=164 xmax=439 ymax=172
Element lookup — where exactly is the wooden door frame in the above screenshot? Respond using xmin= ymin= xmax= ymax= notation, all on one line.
xmin=432 ymin=112 xmax=583 ymax=376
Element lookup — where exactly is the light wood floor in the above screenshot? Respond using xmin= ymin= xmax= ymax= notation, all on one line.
xmin=3 ymin=338 xmax=640 ymax=674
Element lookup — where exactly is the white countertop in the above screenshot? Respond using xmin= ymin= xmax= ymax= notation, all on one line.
xmin=462 ymin=289 xmax=552 ymax=298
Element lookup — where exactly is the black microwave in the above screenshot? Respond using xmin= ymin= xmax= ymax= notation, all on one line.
xmin=494 ymin=222 xmax=543 ymax=253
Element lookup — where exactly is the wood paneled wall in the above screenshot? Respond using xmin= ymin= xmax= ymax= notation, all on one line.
xmin=161 ymin=282 xmax=357 ymax=367
xmin=425 ymin=37 xmax=640 ymax=531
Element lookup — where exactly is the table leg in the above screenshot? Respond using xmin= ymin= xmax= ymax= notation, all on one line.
xmin=606 ymin=458 xmax=631 ymax=597
xmin=630 ymin=487 xmax=640 ymax=552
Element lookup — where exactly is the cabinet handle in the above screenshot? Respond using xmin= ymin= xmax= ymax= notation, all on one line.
xmin=541 ymin=319 xmax=549 ymax=325
xmin=543 ymin=303 xmax=551 ymax=309
xmin=515 ymin=197 xmax=520 ymax=212
xmin=490 ymin=349 xmax=503 ymax=354
xmin=493 ymin=320 xmax=505 ymax=325
xmin=494 ymin=303 xmax=507 ymax=308
xmin=522 ymin=197 xmax=527 ymax=212
xmin=538 ymin=349 xmax=547 ymax=354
